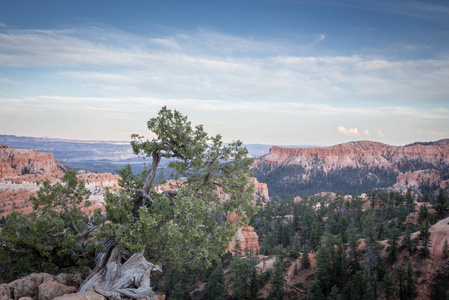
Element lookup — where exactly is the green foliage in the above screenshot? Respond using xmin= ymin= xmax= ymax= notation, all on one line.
xmin=205 ymin=261 xmax=226 ymax=300
xmin=0 ymin=171 xmax=98 ymax=282
xmin=435 ymin=188 xmax=448 ymax=218
xmin=103 ymin=106 xmax=257 ymax=270
xmin=228 ymin=256 xmax=256 ymax=300
xmin=269 ymin=257 xmax=285 ymax=300
xmin=442 ymin=239 xmax=449 ymax=261
xmin=301 ymin=250 xmax=311 ymax=269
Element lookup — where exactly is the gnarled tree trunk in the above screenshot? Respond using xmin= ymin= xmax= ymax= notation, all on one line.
xmin=79 ymin=243 xmax=161 ymax=300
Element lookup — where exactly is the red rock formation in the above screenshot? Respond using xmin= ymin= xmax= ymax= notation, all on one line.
xmin=253 ymin=139 xmax=449 ymax=197
xmin=228 ymin=213 xmax=260 ymax=255
xmin=0 ymin=145 xmax=66 ymax=181
xmin=252 ymin=178 xmax=269 ymax=202
xmin=255 ymin=140 xmax=449 ymax=172
xmin=0 ymin=145 xmax=119 ymax=218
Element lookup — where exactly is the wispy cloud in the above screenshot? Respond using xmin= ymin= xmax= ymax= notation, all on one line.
xmin=0 ymin=25 xmax=448 ymax=145
xmin=0 ymin=26 xmax=448 ymax=105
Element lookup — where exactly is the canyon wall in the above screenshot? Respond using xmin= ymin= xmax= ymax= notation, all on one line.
xmin=253 ymin=139 xmax=449 ymax=198
xmin=0 ymin=145 xmax=119 ymax=218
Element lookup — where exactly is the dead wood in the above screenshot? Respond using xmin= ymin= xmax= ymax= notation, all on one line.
xmin=79 ymin=244 xmax=161 ymax=300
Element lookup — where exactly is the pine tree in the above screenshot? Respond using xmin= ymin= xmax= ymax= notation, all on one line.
xmin=382 ymin=273 xmax=396 ymax=300
xmin=315 ymin=246 xmax=332 ymax=296
xmin=269 ymin=257 xmax=285 ymax=300
xmin=394 ymin=265 xmax=406 ymax=300
xmin=228 ymin=257 xmax=254 ymax=299
xmin=402 ymin=230 xmax=416 ymax=256
xmin=248 ymin=268 xmax=259 ymax=300
xmin=234 ymin=240 xmax=242 ymax=257
xmin=405 ymin=263 xmax=415 ymax=300
xmin=387 ymin=229 xmax=399 ymax=264
xmin=301 ymin=250 xmax=311 ymax=269
xmin=442 ymin=239 xmax=449 ymax=260
xmin=205 ymin=261 xmax=227 ymax=300
xmin=435 ymin=188 xmax=448 ymax=218
xmin=418 ymin=223 xmax=431 ymax=260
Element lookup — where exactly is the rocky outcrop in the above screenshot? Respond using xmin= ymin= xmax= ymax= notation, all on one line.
xmin=0 ymin=146 xmax=120 ymax=218
xmin=0 ymin=145 xmax=65 ymax=181
xmin=253 ymin=139 xmax=449 ymax=197
xmin=2 ymin=272 xmax=101 ymax=300
xmin=228 ymin=213 xmax=260 ymax=255
xmin=256 ymin=140 xmax=449 ymax=172
xmin=252 ymin=178 xmax=269 ymax=202
xmin=38 ymin=282 xmax=77 ymax=300
xmin=229 ymin=226 xmax=260 ymax=255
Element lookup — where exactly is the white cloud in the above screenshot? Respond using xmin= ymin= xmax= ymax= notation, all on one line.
xmin=0 ymin=26 xmax=448 ymax=145
xmin=0 ymin=27 xmax=448 ymax=105
xmin=378 ymin=130 xmax=384 ymax=138
xmin=338 ymin=126 xmax=360 ymax=136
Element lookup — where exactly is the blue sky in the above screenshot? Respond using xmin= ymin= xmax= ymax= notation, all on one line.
xmin=0 ymin=0 xmax=448 ymax=146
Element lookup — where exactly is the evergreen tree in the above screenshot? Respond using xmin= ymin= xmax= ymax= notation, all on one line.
xmin=0 ymin=171 xmax=95 ymax=281
xmin=205 ymin=261 xmax=226 ymax=300
xmin=394 ymin=265 xmax=406 ymax=300
xmin=418 ymin=223 xmax=431 ymax=260
xmin=382 ymin=273 xmax=397 ymax=300
xmin=301 ymin=250 xmax=311 ymax=269
xmin=248 ymin=268 xmax=259 ymax=300
xmin=405 ymin=263 xmax=415 ymax=300
xmin=315 ymin=246 xmax=332 ymax=296
xmin=435 ymin=188 xmax=448 ymax=218
xmin=387 ymin=229 xmax=400 ymax=264
xmin=170 ymin=283 xmax=189 ymax=300
xmin=269 ymin=257 xmax=285 ymax=300
xmin=342 ymin=270 xmax=370 ymax=300
xmin=442 ymin=239 xmax=449 ymax=260
xmin=402 ymin=230 xmax=416 ymax=256
xmin=228 ymin=257 xmax=254 ymax=299
xmin=418 ymin=204 xmax=428 ymax=225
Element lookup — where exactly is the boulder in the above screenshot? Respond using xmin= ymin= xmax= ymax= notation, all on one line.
xmin=55 ymin=274 xmax=85 ymax=289
xmin=38 ymin=281 xmax=77 ymax=300
xmin=53 ymin=291 xmax=107 ymax=300
xmin=0 ymin=284 xmax=11 ymax=300
xmin=9 ymin=273 xmax=45 ymax=299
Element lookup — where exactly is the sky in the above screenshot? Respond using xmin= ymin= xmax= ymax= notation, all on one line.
xmin=0 ymin=0 xmax=448 ymax=146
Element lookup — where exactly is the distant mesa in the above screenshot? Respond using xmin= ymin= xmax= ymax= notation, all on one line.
xmin=252 ymin=139 xmax=449 ymax=198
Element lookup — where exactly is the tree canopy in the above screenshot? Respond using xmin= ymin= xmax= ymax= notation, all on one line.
xmin=103 ymin=106 xmax=257 ymax=269
xmin=0 ymin=106 xmax=257 ymax=282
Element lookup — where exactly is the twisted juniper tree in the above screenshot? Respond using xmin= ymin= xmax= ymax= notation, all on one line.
xmin=1 ymin=107 xmax=257 ymax=298
xmin=78 ymin=107 xmax=257 ymax=297
xmin=100 ymin=106 xmax=257 ymax=268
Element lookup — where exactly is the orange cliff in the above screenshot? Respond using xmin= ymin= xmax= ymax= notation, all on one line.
xmin=256 ymin=140 xmax=449 ymax=170
xmin=0 ymin=144 xmax=66 ymax=180
xmin=0 ymin=145 xmax=119 ymax=218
